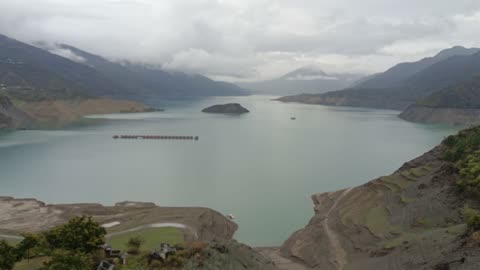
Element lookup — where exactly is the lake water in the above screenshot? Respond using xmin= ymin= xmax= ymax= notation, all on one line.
xmin=0 ymin=96 xmax=459 ymax=246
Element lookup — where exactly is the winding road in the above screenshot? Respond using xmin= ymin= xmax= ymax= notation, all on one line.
xmin=106 ymin=222 xmax=198 ymax=241
xmin=323 ymin=188 xmax=352 ymax=270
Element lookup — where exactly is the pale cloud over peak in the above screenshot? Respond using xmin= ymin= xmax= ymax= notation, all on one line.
xmin=0 ymin=0 xmax=479 ymax=82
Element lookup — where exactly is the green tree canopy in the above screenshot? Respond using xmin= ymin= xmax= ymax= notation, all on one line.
xmin=0 ymin=240 xmax=17 ymax=270
xmin=40 ymin=251 xmax=93 ymax=270
xmin=44 ymin=216 xmax=106 ymax=253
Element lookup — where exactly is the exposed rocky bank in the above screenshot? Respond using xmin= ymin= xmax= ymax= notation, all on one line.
xmin=400 ymin=105 xmax=480 ymax=126
xmin=279 ymin=142 xmax=480 ymax=269
xmin=0 ymin=94 xmax=156 ymax=129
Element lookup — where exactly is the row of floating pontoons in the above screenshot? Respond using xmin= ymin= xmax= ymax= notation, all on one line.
xmin=113 ymin=135 xmax=199 ymax=140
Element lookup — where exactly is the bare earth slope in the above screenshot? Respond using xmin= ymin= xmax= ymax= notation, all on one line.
xmin=17 ymin=98 xmax=153 ymax=125
xmin=280 ymin=145 xmax=480 ymax=270
xmin=399 ymin=105 xmax=480 ymax=126
xmin=0 ymin=197 xmax=236 ymax=243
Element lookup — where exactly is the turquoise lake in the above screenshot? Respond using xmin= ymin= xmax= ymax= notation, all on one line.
xmin=0 ymin=96 xmax=460 ymax=246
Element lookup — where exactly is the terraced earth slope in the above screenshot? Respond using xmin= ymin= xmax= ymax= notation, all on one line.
xmin=0 ymin=197 xmax=237 ymax=243
xmin=280 ymin=128 xmax=480 ymax=270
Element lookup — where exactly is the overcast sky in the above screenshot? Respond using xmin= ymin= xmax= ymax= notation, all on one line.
xmin=1 ymin=0 xmax=480 ymax=82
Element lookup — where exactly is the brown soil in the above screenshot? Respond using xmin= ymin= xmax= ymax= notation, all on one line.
xmin=18 ymin=98 xmax=153 ymax=124
xmin=0 ymin=197 xmax=237 ymax=243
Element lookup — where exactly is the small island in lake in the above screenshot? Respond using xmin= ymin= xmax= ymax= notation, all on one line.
xmin=202 ymin=103 xmax=250 ymax=114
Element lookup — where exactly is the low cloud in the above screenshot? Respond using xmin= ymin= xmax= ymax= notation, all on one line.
xmin=0 ymin=0 xmax=479 ymax=81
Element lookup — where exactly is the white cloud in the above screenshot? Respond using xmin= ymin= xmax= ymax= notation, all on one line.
xmin=48 ymin=47 xmax=86 ymax=63
xmin=0 ymin=0 xmax=479 ymax=81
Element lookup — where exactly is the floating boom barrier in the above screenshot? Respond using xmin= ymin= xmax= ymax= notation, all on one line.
xmin=113 ymin=135 xmax=199 ymax=141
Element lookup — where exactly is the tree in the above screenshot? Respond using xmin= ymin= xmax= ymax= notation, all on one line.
xmin=0 ymin=240 xmax=17 ymax=270
xmin=44 ymin=216 xmax=106 ymax=253
xmin=16 ymin=233 xmax=40 ymax=260
xmin=127 ymin=236 xmax=144 ymax=254
xmin=40 ymin=251 xmax=92 ymax=270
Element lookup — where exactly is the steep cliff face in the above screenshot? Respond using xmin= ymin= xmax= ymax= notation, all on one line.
xmin=280 ymin=142 xmax=480 ymax=269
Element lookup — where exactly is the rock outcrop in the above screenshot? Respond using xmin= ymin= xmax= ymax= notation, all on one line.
xmin=202 ymin=103 xmax=249 ymax=114
xmin=184 ymin=241 xmax=277 ymax=270
xmin=280 ymin=143 xmax=480 ymax=269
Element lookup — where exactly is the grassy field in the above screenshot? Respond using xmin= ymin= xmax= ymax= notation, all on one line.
xmin=107 ymin=227 xmax=184 ymax=251
xmin=13 ymin=257 xmax=50 ymax=270
xmin=1 ymin=237 xmax=21 ymax=246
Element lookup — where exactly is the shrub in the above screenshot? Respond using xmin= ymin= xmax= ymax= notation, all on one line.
xmin=40 ymin=251 xmax=93 ymax=270
xmin=464 ymin=207 xmax=480 ymax=231
xmin=442 ymin=127 xmax=480 ymax=196
xmin=16 ymin=233 xmax=40 ymax=260
xmin=127 ymin=236 xmax=144 ymax=254
xmin=0 ymin=241 xmax=17 ymax=270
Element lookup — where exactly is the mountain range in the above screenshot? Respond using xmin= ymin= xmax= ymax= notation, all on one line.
xmin=0 ymin=34 xmax=248 ymax=102
xmin=278 ymin=46 xmax=480 ymax=124
xmin=0 ymin=34 xmax=250 ymax=128
xmin=238 ymin=66 xmax=363 ymax=96
xmin=44 ymin=43 xmax=249 ymax=100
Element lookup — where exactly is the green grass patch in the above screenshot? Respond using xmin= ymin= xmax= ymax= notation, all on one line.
xmin=400 ymin=171 xmax=417 ymax=181
xmin=380 ymin=175 xmax=412 ymax=193
xmin=0 ymin=237 xmax=22 ymax=246
xmin=13 ymin=257 xmax=50 ymax=270
xmin=413 ymin=217 xmax=435 ymax=228
xmin=410 ymin=167 xmax=431 ymax=178
xmin=107 ymin=227 xmax=183 ymax=252
xmin=365 ymin=205 xmax=390 ymax=237
xmin=445 ymin=224 xmax=468 ymax=235
xmin=400 ymin=194 xmax=416 ymax=204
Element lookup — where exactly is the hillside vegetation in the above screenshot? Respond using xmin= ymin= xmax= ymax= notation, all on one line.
xmin=443 ymin=126 xmax=480 ymax=197
xmin=279 ymin=47 xmax=480 ymax=110
xmin=417 ymin=76 xmax=480 ymax=109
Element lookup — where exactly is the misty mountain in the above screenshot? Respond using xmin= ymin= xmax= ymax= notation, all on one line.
xmin=238 ymin=66 xmax=363 ymax=96
xmin=47 ymin=44 xmax=249 ymax=100
xmin=357 ymin=46 xmax=480 ymax=89
xmin=279 ymin=46 xmax=480 ymax=110
xmin=0 ymin=34 xmax=248 ymax=103
xmin=0 ymin=34 xmax=125 ymax=98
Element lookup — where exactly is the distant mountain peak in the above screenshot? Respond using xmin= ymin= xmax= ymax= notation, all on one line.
xmin=281 ymin=66 xmax=336 ymax=81
xmin=434 ymin=45 xmax=480 ymax=59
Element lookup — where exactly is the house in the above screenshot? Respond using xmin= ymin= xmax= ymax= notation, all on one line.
xmin=150 ymin=243 xmax=177 ymax=261
xmin=96 ymin=261 xmax=114 ymax=270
